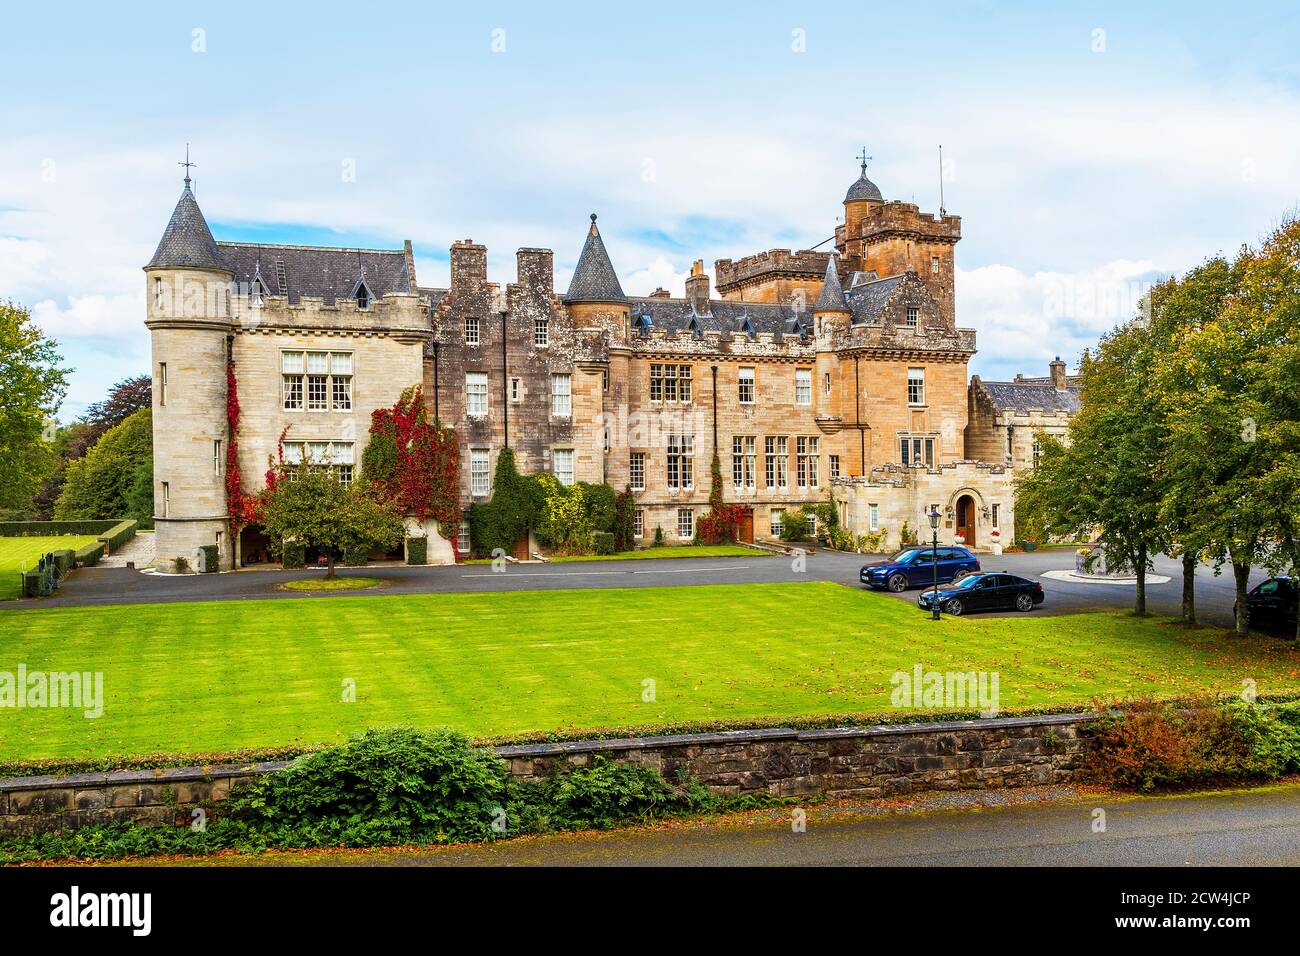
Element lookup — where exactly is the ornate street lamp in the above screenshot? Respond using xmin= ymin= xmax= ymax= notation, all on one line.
xmin=928 ymin=506 xmax=942 ymax=621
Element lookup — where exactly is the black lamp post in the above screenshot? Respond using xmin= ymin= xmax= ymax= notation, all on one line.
xmin=928 ymin=506 xmax=942 ymax=621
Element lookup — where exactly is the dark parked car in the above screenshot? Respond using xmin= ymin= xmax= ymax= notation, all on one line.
xmin=1235 ymin=577 xmax=1298 ymax=632
xmin=917 ymin=572 xmax=1044 ymax=615
xmin=860 ymin=547 xmax=981 ymax=592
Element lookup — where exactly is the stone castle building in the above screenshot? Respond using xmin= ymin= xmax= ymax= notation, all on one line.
xmin=145 ymin=161 xmax=1073 ymax=571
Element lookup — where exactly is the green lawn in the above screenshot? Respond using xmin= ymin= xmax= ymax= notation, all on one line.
xmin=0 ymin=536 xmax=101 ymax=601
xmin=2 ymin=581 xmax=1298 ymax=762
xmin=463 ymin=544 xmax=766 ymax=565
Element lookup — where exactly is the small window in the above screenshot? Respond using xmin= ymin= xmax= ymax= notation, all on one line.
xmin=153 ymin=277 xmax=164 ymax=309
xmin=738 ymin=367 xmax=755 ymax=404
xmin=677 ymin=508 xmax=694 ymax=540
xmin=553 ymin=448 xmax=575 ymax=485
xmin=458 ymin=521 xmax=471 ymax=554
xmin=602 ymin=368 xmax=609 ymax=391
xmin=215 ymin=530 xmax=223 ymax=553
xmin=829 ymin=455 xmax=840 ymax=481
xmin=633 ymin=509 xmax=644 ymax=538
xmin=795 ymin=369 xmax=811 ymax=406
xmin=906 ymin=307 xmax=919 ymax=328
xmin=510 ymin=377 xmax=521 ymax=402
xmin=466 ymin=372 xmax=489 ymax=417
xmin=824 ymin=371 xmax=831 ymax=396
xmin=630 ymin=452 xmax=645 ymax=491
xmin=907 ymin=367 xmax=925 ymax=406
xmin=470 ymin=449 xmax=490 ymax=497
xmin=931 ymin=255 xmax=940 ymax=274
xmin=161 ymin=481 xmax=170 ymax=518
xmin=465 ymin=317 xmax=480 ymax=346
xmin=869 ymin=503 xmax=879 ymax=532
xmin=534 ymin=317 xmax=549 ymax=347
xmin=214 ymin=439 xmax=222 ymax=474
xmin=551 ymin=373 xmax=572 ymax=417
xmin=158 ymin=362 xmax=167 ymax=407
xmin=770 ymin=508 xmax=784 ymax=538
xmin=991 ymin=503 xmax=1000 ymax=528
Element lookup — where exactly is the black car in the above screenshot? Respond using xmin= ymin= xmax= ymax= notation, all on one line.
xmin=1236 ymin=577 xmax=1298 ymax=632
xmin=917 ymin=572 xmax=1044 ymax=615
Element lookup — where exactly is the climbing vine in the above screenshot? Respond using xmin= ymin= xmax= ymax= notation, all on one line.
xmin=225 ymin=357 xmax=262 ymax=535
xmin=361 ymin=385 xmax=460 ymax=526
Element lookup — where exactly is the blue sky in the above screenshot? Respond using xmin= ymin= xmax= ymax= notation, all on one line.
xmin=3 ymin=1 xmax=1298 ymax=418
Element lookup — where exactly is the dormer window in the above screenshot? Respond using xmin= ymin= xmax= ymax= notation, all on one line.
xmin=351 ymin=277 xmax=375 ymax=310
xmin=250 ymin=276 xmax=269 ymax=308
xmin=906 ymin=306 xmax=919 ymax=328
xmin=688 ymin=316 xmax=703 ymax=339
xmin=634 ymin=314 xmax=653 ymax=337
xmin=740 ymin=318 xmax=755 ymax=339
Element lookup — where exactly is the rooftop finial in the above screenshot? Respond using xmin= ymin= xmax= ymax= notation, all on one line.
xmin=590 ymin=212 xmax=598 ymax=224
xmin=857 ymin=146 xmax=872 ymax=176
xmin=179 ymin=143 xmax=197 ymax=190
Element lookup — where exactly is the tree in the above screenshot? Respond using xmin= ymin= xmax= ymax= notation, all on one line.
xmin=260 ymin=470 xmax=403 ymax=579
xmin=1015 ymin=313 xmax=1172 ymax=615
xmin=53 ymin=408 xmax=153 ymax=526
xmin=70 ymin=375 xmax=152 ymax=458
xmin=0 ymin=301 xmax=69 ymax=513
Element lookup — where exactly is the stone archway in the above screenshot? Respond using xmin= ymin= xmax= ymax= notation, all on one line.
xmin=955 ymin=494 xmax=976 ymax=547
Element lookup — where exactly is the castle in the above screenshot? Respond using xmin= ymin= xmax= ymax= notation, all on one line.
xmin=144 ymin=160 xmax=1079 ymax=571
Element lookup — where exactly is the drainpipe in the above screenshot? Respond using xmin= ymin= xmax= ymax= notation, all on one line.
xmin=500 ymin=308 xmax=509 ymax=451
xmin=710 ymin=365 xmax=718 ymax=455
xmin=854 ymin=354 xmax=865 ymax=474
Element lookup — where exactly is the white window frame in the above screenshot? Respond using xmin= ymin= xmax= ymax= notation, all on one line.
xmin=770 ymin=508 xmax=784 ymax=538
xmin=553 ymin=448 xmax=574 ymax=485
xmin=213 ymin=439 xmax=222 ymax=475
xmin=158 ymin=362 xmax=167 ymax=406
xmin=907 ymin=367 xmax=925 ymax=406
xmin=677 ymin=508 xmax=694 ymax=540
xmin=906 ymin=307 xmax=919 ymax=328
xmin=629 ymin=452 xmax=645 ymax=491
xmin=551 ymin=373 xmax=572 ymax=418
xmin=666 ymin=434 xmax=694 ymax=490
xmin=470 ymin=448 xmax=491 ymax=497
xmin=931 ymin=255 xmax=940 ymax=274
xmin=829 ymin=455 xmax=840 ymax=481
xmin=824 ymin=371 xmax=831 ymax=396
xmin=534 ymin=316 xmax=549 ymax=347
xmin=795 ymin=369 xmax=812 ymax=406
xmin=465 ymin=317 xmax=480 ymax=346
xmin=466 ymin=372 xmax=489 ymax=418
xmin=633 ymin=509 xmax=644 ymax=538
xmin=869 ymin=503 xmax=880 ymax=532
xmin=281 ymin=350 xmax=352 ymax=413
xmin=738 ymin=367 xmax=755 ymax=404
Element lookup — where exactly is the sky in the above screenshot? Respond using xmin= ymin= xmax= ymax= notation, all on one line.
xmin=3 ymin=0 xmax=1299 ymax=419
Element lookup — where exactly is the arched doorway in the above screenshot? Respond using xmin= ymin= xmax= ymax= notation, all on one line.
xmin=955 ymin=495 xmax=976 ymax=547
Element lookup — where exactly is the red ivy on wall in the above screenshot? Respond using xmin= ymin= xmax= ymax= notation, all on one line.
xmin=696 ymin=503 xmax=750 ymax=544
xmin=363 ymin=385 xmax=460 ymax=526
xmin=225 ymin=357 xmax=263 ymax=535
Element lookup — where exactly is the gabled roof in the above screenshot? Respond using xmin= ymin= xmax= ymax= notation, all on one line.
xmin=844 ymin=273 xmax=909 ymax=324
xmin=813 ymin=257 xmax=850 ymax=312
xmin=218 ymin=243 xmax=412 ymax=305
xmin=146 ymin=184 xmax=228 ymax=272
xmin=977 ymin=380 xmax=1082 ymax=415
xmin=564 ymin=215 xmax=626 ymax=304
xmin=626 ymin=296 xmax=809 ymax=340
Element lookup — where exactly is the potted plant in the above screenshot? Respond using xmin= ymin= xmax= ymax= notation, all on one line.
xmin=989 ymin=527 xmax=1002 ymax=555
xmin=1022 ymin=538 xmax=1038 ymax=552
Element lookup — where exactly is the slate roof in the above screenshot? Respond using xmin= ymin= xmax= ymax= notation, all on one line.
xmin=217 ymin=242 xmax=413 ymax=305
xmin=978 ymin=380 xmax=1082 ymax=414
xmin=814 ymin=257 xmax=850 ymax=312
xmin=844 ymin=273 xmax=908 ymax=324
xmin=146 ymin=185 xmax=227 ymax=271
xmin=844 ymin=171 xmax=884 ymax=203
xmin=564 ymin=215 xmax=626 ymax=304
xmin=627 ymin=296 xmax=809 ymax=339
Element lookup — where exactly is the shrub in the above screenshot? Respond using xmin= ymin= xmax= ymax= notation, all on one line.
xmin=591 ymin=531 xmax=616 ymax=555
xmin=467 ymin=450 xmax=542 ymax=557
xmin=405 ymin=536 xmax=427 ymax=565
xmin=73 ymin=540 xmax=103 ymax=567
xmin=344 ymin=544 xmax=370 ymax=566
xmin=779 ymin=508 xmax=810 ymax=542
xmin=580 ymin=482 xmax=617 ymax=534
xmin=198 ymin=544 xmax=218 ymax=573
xmin=533 ymin=474 xmax=590 ymax=551
xmin=653 ymin=525 xmax=664 ymax=546
xmin=1087 ymin=699 xmax=1300 ymax=791
xmin=612 ymin=486 xmax=636 ymax=552
xmin=54 ymin=409 xmax=153 ymax=527
xmin=49 ymin=549 xmax=76 ymax=574
xmin=282 ymin=540 xmax=306 ymax=569
xmin=696 ymin=503 xmax=749 ymax=544
xmin=0 ymin=519 xmax=121 ymax=537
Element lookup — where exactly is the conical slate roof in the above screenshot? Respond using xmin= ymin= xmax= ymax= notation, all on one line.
xmin=563 ymin=214 xmax=626 ymax=304
xmin=146 ymin=184 xmax=228 ymax=272
xmin=814 ymin=257 xmax=850 ymax=312
xmin=844 ymin=171 xmax=883 ymax=203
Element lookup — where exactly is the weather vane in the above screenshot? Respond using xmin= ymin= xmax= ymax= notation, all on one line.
xmin=179 ymin=144 xmax=197 ymax=188
xmin=857 ymin=146 xmax=872 ymax=175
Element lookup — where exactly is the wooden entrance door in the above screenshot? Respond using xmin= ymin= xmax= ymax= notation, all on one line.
xmin=512 ymin=532 xmax=530 ymax=561
xmin=738 ymin=508 xmax=754 ymax=544
xmin=956 ymin=496 xmax=976 ymax=547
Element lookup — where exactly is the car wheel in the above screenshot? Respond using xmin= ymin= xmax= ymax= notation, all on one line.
xmin=1015 ymin=593 xmax=1034 ymax=612
xmin=888 ymin=574 xmax=908 ymax=593
xmin=943 ymin=598 xmax=964 ymax=616
xmin=952 ymin=569 xmax=971 ymax=583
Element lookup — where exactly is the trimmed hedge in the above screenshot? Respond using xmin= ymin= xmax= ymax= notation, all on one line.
xmin=49 ymin=550 xmax=76 ymax=574
xmin=96 ymin=519 xmax=137 ymax=554
xmin=592 ymin=530 xmax=616 ymax=555
xmin=198 ymin=544 xmax=219 ymax=573
xmin=0 ymin=520 xmax=121 ymax=537
xmin=282 ymin=541 xmax=306 ymax=570
xmin=405 ymin=536 xmax=427 ymax=565
xmin=74 ymin=540 xmax=104 ymax=567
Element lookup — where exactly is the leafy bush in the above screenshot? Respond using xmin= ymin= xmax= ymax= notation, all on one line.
xmin=591 ymin=531 xmax=616 ymax=555
xmin=198 ymin=544 xmax=218 ymax=572
xmin=0 ymin=728 xmax=733 ymax=862
xmin=612 ymin=486 xmax=636 ymax=552
xmin=54 ymin=408 xmax=153 ymax=527
xmin=533 ymin=474 xmax=590 ymax=552
xmin=405 ymin=536 xmax=427 ymax=565
xmin=467 ymin=450 xmax=542 ymax=557
xmin=580 ymin=482 xmax=617 ymax=535
xmin=344 ymin=544 xmax=369 ymax=566
xmin=1087 ymin=700 xmax=1300 ymax=791
xmin=696 ymin=503 xmax=750 ymax=544
xmin=282 ymin=540 xmax=305 ymax=569
xmin=653 ymin=525 xmax=664 ymax=546
xmin=779 ymin=508 xmax=810 ymax=542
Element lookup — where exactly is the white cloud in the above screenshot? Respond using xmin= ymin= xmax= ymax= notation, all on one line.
xmin=623 ymin=256 xmax=693 ymax=297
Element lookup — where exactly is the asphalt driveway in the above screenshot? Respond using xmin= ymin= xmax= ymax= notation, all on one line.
xmin=4 ymin=546 xmax=1278 ymax=631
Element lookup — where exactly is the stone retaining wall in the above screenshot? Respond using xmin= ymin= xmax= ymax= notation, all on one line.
xmin=0 ymin=713 xmax=1094 ymax=835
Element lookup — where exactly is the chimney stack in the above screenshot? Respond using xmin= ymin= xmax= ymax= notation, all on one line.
xmin=1049 ymin=356 xmax=1067 ymax=390
xmin=685 ymin=259 xmax=710 ymax=313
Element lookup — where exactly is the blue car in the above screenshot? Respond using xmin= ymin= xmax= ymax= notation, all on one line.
xmin=860 ymin=546 xmax=981 ymax=592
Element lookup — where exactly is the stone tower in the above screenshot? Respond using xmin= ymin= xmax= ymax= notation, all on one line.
xmin=143 ymin=174 xmax=234 ymax=572
xmin=835 ymin=160 xmax=962 ymax=328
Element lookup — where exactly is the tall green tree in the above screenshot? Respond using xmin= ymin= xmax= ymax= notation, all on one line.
xmin=53 ymin=407 xmax=153 ymax=526
xmin=261 ymin=470 xmax=404 ymax=579
xmin=0 ymin=301 xmax=69 ymax=513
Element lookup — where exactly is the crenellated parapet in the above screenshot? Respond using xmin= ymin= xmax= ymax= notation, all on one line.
xmin=620 ymin=325 xmax=817 ymax=362
xmin=229 ymin=291 xmax=432 ymax=341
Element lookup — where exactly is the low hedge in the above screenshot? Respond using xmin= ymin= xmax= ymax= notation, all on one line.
xmin=592 ymin=531 xmax=616 ymax=555
xmin=96 ymin=519 xmax=137 ymax=554
xmin=49 ymin=549 xmax=76 ymax=574
xmin=74 ymin=540 xmax=104 ymax=567
xmin=0 ymin=519 xmax=121 ymax=537
xmin=344 ymin=545 xmax=370 ymax=567
xmin=281 ymin=541 xmax=305 ymax=570
xmin=405 ymin=536 xmax=427 ymax=565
